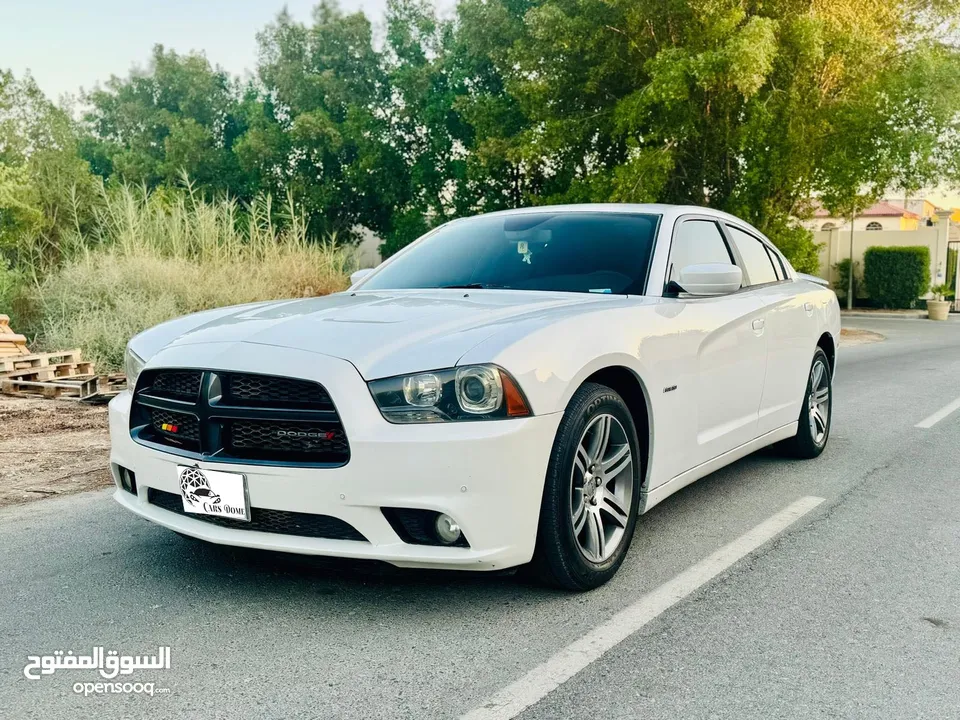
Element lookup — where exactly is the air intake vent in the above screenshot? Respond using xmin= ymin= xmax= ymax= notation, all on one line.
xmin=147 ymin=489 xmax=367 ymax=541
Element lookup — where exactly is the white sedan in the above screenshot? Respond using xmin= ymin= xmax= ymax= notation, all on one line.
xmin=110 ymin=204 xmax=840 ymax=589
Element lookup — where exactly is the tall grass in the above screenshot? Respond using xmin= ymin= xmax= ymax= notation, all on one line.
xmin=33 ymin=185 xmax=356 ymax=371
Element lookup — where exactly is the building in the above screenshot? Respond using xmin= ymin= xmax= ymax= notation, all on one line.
xmin=814 ymin=208 xmax=955 ymax=294
xmin=807 ymin=199 xmax=932 ymax=233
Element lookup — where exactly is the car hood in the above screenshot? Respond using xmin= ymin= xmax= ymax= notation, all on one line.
xmin=138 ymin=290 xmax=620 ymax=379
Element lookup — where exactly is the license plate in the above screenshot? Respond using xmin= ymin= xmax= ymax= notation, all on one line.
xmin=177 ymin=465 xmax=250 ymax=521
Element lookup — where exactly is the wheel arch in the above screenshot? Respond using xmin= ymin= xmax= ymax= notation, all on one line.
xmin=581 ymin=365 xmax=653 ymax=492
xmin=817 ymin=331 xmax=836 ymax=375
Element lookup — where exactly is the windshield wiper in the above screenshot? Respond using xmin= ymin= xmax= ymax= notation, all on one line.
xmin=438 ymin=283 xmax=508 ymax=289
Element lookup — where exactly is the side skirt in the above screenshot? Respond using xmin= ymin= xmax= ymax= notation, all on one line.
xmin=639 ymin=422 xmax=799 ymax=514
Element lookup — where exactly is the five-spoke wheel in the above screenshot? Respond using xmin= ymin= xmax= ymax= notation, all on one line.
xmin=531 ymin=383 xmax=641 ymax=590
xmin=782 ymin=346 xmax=833 ymax=458
xmin=570 ymin=414 xmax=634 ymax=563
xmin=807 ymin=356 xmax=830 ymax=446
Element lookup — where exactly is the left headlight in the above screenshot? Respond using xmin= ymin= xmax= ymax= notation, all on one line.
xmin=124 ymin=345 xmax=146 ymax=388
xmin=368 ymin=364 xmax=531 ymax=423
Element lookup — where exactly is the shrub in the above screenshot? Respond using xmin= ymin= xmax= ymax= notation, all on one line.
xmin=832 ymin=258 xmax=861 ymax=300
xmin=32 ymin=187 xmax=356 ymax=371
xmin=0 ymin=257 xmax=20 ymax=311
xmin=862 ymin=246 xmax=930 ymax=309
xmin=947 ymin=246 xmax=957 ymax=296
xmin=930 ymin=284 xmax=952 ymax=301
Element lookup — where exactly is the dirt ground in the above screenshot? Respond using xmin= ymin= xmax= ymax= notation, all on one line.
xmin=839 ymin=327 xmax=885 ymax=346
xmin=0 ymin=395 xmax=111 ymax=508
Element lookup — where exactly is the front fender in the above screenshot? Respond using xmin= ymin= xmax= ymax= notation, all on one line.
xmin=457 ymin=303 xmax=674 ymax=417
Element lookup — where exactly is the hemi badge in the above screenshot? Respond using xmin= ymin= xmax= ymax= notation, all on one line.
xmin=663 ymin=385 xmax=678 ymax=393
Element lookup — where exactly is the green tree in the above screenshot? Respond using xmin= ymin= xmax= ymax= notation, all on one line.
xmin=243 ymin=2 xmax=410 ymax=242
xmin=433 ymin=0 xmax=960 ymax=271
xmin=0 ymin=70 xmax=98 ymax=268
xmin=81 ymin=46 xmax=253 ymax=198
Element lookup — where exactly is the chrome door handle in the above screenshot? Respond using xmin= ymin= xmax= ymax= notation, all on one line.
xmin=752 ymin=318 xmax=765 ymax=331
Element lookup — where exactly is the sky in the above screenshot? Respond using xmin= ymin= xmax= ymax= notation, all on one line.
xmin=0 ymin=0 xmax=399 ymax=101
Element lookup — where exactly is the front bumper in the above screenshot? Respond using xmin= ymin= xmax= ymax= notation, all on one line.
xmin=109 ymin=343 xmax=561 ymax=571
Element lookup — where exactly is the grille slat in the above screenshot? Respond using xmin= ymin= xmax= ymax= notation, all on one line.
xmin=224 ymin=375 xmax=333 ymax=409
xmin=132 ymin=370 xmax=349 ymax=466
xmin=147 ymin=489 xmax=366 ymax=541
xmin=151 ymin=371 xmax=202 ymax=400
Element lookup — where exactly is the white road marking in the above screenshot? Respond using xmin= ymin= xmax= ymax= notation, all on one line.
xmin=915 ymin=396 xmax=960 ymax=429
xmin=461 ymin=495 xmax=826 ymax=720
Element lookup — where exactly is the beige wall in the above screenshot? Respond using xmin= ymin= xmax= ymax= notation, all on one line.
xmin=809 ymin=216 xmax=919 ymax=232
xmin=815 ymin=218 xmax=952 ymax=296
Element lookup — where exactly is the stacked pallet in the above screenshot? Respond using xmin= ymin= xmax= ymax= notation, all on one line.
xmin=0 ymin=354 xmax=129 ymax=402
xmin=0 ymin=314 xmax=30 ymax=357
xmin=0 ymin=315 xmax=127 ymax=401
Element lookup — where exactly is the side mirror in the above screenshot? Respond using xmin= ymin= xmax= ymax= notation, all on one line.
xmin=350 ymin=268 xmax=374 ymax=287
xmin=677 ymin=263 xmax=743 ymax=296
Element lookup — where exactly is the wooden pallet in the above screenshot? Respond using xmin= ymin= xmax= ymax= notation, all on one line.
xmin=1 ymin=375 xmax=101 ymax=400
xmin=0 ymin=314 xmax=30 ymax=357
xmin=0 ymin=350 xmax=82 ymax=375
xmin=2 ymin=361 xmax=95 ymax=382
xmin=1 ymin=372 xmax=127 ymax=402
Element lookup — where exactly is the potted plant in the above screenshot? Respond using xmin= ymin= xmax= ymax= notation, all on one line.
xmin=927 ymin=284 xmax=952 ymax=321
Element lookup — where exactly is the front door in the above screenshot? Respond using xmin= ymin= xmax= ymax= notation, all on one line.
xmin=655 ymin=218 xmax=768 ymax=480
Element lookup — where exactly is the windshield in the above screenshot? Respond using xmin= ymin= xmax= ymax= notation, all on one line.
xmin=362 ymin=212 xmax=660 ymax=295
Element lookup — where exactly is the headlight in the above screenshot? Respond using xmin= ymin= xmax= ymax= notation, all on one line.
xmin=368 ymin=364 xmax=531 ymax=423
xmin=124 ymin=345 xmax=146 ymax=388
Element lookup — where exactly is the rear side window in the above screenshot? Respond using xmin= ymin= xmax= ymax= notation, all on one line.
xmin=727 ymin=226 xmax=778 ymax=286
xmin=764 ymin=246 xmax=785 ymax=280
xmin=668 ymin=220 xmax=733 ymax=283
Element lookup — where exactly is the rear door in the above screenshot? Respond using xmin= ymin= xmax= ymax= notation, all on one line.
xmin=724 ymin=223 xmax=811 ymax=435
xmin=655 ymin=217 xmax=768 ymax=480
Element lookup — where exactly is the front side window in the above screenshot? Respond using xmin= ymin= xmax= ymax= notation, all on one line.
xmin=727 ymin=226 xmax=778 ymax=286
xmin=362 ymin=212 xmax=660 ymax=295
xmin=667 ymin=220 xmax=733 ymax=284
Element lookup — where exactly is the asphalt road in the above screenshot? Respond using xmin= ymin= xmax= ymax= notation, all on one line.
xmin=2 ymin=316 xmax=959 ymax=719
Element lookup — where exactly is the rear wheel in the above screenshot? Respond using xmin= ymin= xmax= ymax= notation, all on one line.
xmin=530 ymin=383 xmax=642 ymax=590
xmin=782 ymin=347 xmax=832 ymax=458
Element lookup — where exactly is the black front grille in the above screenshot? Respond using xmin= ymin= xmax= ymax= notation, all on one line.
xmin=151 ymin=371 xmax=202 ymax=400
xmin=147 ymin=489 xmax=367 ymax=541
xmin=131 ymin=370 xmax=349 ymax=467
xmin=223 ymin=374 xmax=333 ymax=409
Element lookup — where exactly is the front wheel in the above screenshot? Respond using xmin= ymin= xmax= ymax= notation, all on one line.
xmin=782 ymin=347 xmax=832 ymax=458
xmin=530 ymin=383 xmax=642 ymax=591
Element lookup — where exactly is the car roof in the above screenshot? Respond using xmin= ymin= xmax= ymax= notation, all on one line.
xmin=473 ymin=203 xmax=752 ymax=226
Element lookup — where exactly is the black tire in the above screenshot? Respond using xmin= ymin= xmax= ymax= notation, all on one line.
xmin=781 ymin=347 xmax=832 ymax=459
xmin=529 ymin=383 xmax=642 ymax=591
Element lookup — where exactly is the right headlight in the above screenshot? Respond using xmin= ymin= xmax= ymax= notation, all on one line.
xmin=368 ymin=364 xmax=531 ymax=423
xmin=124 ymin=344 xmax=146 ymax=388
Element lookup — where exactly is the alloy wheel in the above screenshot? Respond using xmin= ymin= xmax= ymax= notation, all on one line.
xmin=808 ymin=358 xmax=830 ymax=445
xmin=569 ymin=413 xmax=634 ymax=563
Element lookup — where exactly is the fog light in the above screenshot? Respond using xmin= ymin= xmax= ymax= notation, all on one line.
xmin=434 ymin=513 xmax=462 ymax=544
xmin=115 ymin=464 xmax=137 ymax=495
